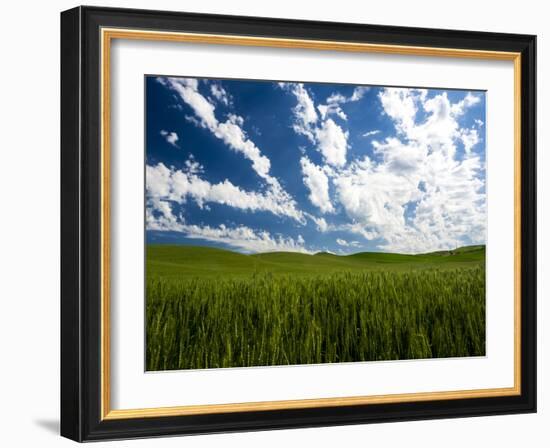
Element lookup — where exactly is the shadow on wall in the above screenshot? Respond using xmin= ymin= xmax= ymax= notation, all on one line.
xmin=33 ymin=419 xmax=59 ymax=435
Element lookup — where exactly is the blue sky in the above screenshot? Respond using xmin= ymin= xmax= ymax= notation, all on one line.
xmin=146 ymin=76 xmax=486 ymax=254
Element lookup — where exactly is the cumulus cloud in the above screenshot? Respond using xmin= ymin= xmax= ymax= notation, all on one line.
xmin=317 ymin=103 xmax=347 ymax=121
xmin=146 ymin=201 xmax=311 ymax=254
xmin=315 ymin=85 xmax=370 ymax=122
xmin=460 ymin=128 xmax=480 ymax=154
xmin=214 ymin=116 xmax=272 ymax=180
xmin=336 ymin=238 xmax=361 ymax=247
xmin=300 ymin=156 xmax=334 ymax=213
xmin=146 ymin=199 xmax=185 ymax=232
xmin=283 ymin=82 xmax=319 ymax=142
xmin=147 ymin=162 xmax=305 ymax=223
xmin=181 ymin=223 xmax=312 ymax=254
xmin=451 ymin=92 xmax=481 ymax=116
xmin=281 ymin=83 xmax=349 ymax=167
xmin=158 ymin=77 xmax=217 ymax=128
xmin=210 ymin=83 xmax=230 ymax=106
xmin=157 ymin=76 xmax=306 ymax=224
xmin=280 ymin=84 xmax=485 ymax=253
xmin=159 ymin=76 xmax=273 ymax=183
xmin=180 ymin=224 xmax=312 ymax=254
xmin=331 ymin=88 xmax=486 ymax=253
xmin=314 ymin=119 xmax=348 ymax=167
xmin=350 ymin=86 xmax=369 ymax=102
xmin=309 ymin=215 xmax=329 ymax=232
xmin=152 ymin=79 xmax=485 ymax=255
xmin=378 ymin=88 xmax=425 ymax=137
xmin=333 ymin=154 xmax=422 ymax=247
xmin=327 ymin=86 xmax=369 ymax=105
xmin=160 ymin=130 xmax=179 ymax=147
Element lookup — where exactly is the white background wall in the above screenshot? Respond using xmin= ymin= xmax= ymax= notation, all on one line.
xmin=0 ymin=0 xmax=546 ymax=446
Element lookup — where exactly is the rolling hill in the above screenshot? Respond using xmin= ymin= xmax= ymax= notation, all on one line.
xmin=146 ymin=244 xmax=485 ymax=280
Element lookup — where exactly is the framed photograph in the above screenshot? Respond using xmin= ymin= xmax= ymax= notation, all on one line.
xmin=60 ymin=6 xmax=536 ymax=441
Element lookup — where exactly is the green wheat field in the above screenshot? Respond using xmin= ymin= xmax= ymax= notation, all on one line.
xmin=146 ymin=245 xmax=486 ymax=371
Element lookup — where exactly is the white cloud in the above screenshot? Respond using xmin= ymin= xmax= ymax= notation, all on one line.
xmin=362 ymin=130 xmax=380 ymax=138
xmin=378 ymin=88 xmax=425 ymax=137
xmin=333 ymin=155 xmax=422 ymax=248
xmin=379 ymin=88 xmax=481 ymax=159
xmin=326 ymin=93 xmax=347 ymax=104
xmin=282 ymin=83 xmax=349 ymax=167
xmin=300 ymin=157 xmax=334 ymax=213
xmin=159 ymin=77 xmax=272 ymax=183
xmin=146 ymin=199 xmax=185 ymax=232
xmin=184 ymin=115 xmax=201 ymax=127
xmin=327 ymin=86 xmax=369 ymax=104
xmin=331 ymin=88 xmax=486 ymax=253
xmin=308 ymin=215 xmax=329 ymax=232
xmin=294 ymin=84 xmax=319 ymax=126
xmin=159 ymin=76 xmax=305 ymax=223
xmin=210 ymin=83 xmax=230 ymax=106
xmin=227 ymin=113 xmax=244 ymax=126
xmin=184 ymin=155 xmax=203 ymax=174
xmin=335 ymin=222 xmax=379 ymax=241
xmin=146 ymin=202 xmax=312 ymax=254
xmin=158 ymin=77 xmax=217 ymax=129
xmin=214 ymin=118 xmax=272 ymax=179
xmin=157 ymin=79 xmax=485 ymax=255
xmin=314 ymin=86 xmax=369 ymax=122
xmin=147 ymin=162 xmax=305 ymax=223
xmin=460 ymin=128 xmax=480 ymax=154
xmin=350 ymin=86 xmax=369 ymax=102
xmin=372 ymin=137 xmax=427 ymax=175
xmin=282 ymin=85 xmax=485 ymax=253
xmin=285 ymin=83 xmax=319 ymax=142
xmin=317 ymin=103 xmax=347 ymax=121
xmin=181 ymin=223 xmax=313 ymax=254
xmin=160 ymin=130 xmax=179 ymax=147
xmin=336 ymin=238 xmax=361 ymax=247
xmin=451 ymin=92 xmax=481 ymax=116
xmin=314 ymin=119 xmax=348 ymax=167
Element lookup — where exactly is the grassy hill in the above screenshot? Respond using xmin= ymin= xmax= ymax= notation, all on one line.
xmin=146 ymin=244 xmax=485 ymax=280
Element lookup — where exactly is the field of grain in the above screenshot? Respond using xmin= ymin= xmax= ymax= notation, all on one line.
xmin=146 ymin=245 xmax=486 ymax=371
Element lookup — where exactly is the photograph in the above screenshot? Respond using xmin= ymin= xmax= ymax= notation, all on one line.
xmin=145 ymin=75 xmax=487 ymax=371
xmin=56 ymin=5 xmax=537 ymax=442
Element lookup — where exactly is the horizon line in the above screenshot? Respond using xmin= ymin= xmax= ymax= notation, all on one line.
xmin=146 ymin=242 xmax=486 ymax=257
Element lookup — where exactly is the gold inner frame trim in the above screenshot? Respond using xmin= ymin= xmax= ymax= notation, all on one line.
xmin=100 ymin=27 xmax=522 ymax=420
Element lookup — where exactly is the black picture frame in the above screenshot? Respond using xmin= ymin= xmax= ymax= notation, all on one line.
xmin=61 ymin=5 xmax=536 ymax=442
